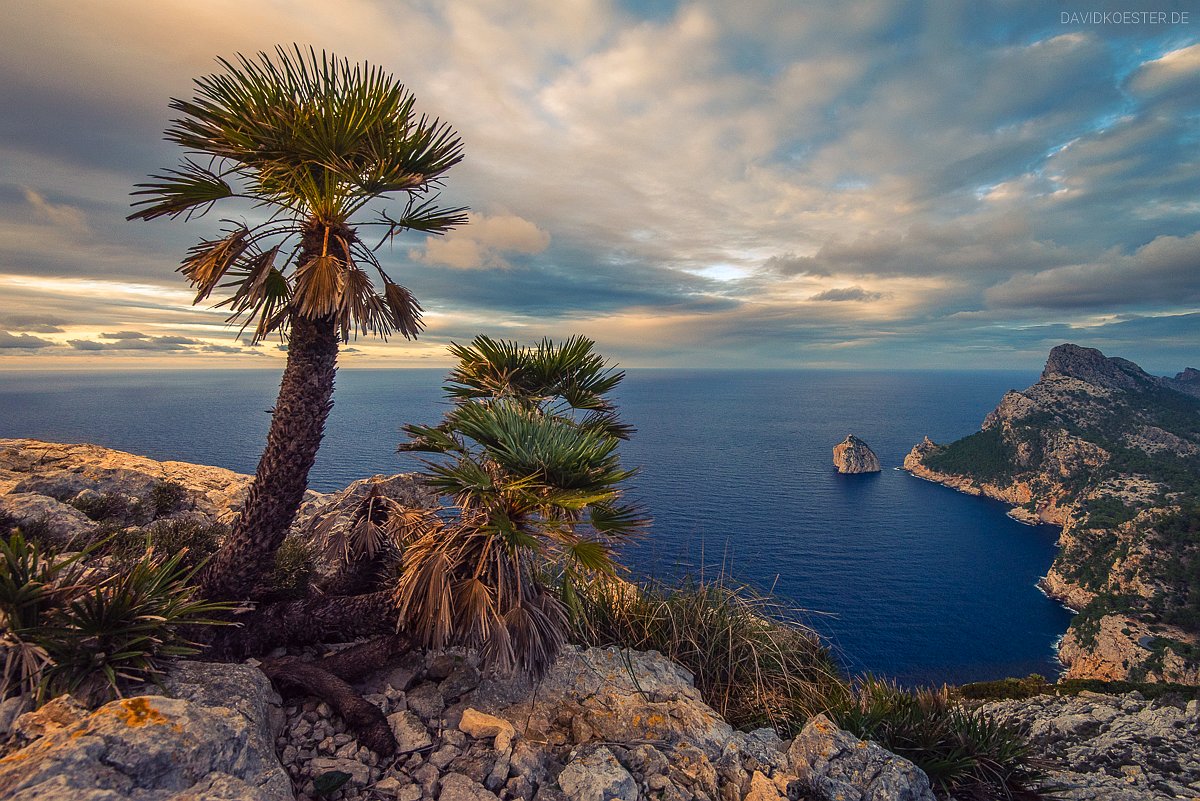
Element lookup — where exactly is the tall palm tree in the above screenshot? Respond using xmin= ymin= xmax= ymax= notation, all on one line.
xmin=129 ymin=46 xmax=466 ymax=601
xmin=395 ymin=336 xmax=647 ymax=675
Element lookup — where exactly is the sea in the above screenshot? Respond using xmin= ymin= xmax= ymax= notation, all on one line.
xmin=0 ymin=368 xmax=1073 ymax=686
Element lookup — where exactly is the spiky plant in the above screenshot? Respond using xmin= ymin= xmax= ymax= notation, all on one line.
xmin=395 ymin=336 xmax=646 ymax=675
xmin=128 ymin=45 xmax=467 ymax=601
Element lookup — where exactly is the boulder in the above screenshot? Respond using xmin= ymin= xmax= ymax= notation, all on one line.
xmin=0 ymin=492 xmax=98 ymax=546
xmin=557 ymin=745 xmax=638 ymax=801
xmin=0 ymin=662 xmax=291 ymax=801
xmin=786 ymin=714 xmax=936 ymax=801
xmin=471 ymin=645 xmax=735 ymax=759
xmin=832 ymin=435 xmax=882 ymax=474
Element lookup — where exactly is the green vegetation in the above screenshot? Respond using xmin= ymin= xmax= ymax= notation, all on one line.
xmin=922 ymin=427 xmax=1015 ymax=482
xmin=1156 ymin=506 xmax=1200 ymax=633
xmin=957 ymin=673 xmax=1200 ymax=702
xmin=395 ymin=336 xmax=646 ymax=676
xmin=0 ymin=531 xmax=229 ymax=706
xmin=829 ymin=677 xmax=1052 ymax=801
xmin=148 ymin=481 xmax=188 ymax=518
xmin=103 ymin=518 xmax=226 ymax=573
xmin=1080 ymin=496 xmax=1138 ymax=530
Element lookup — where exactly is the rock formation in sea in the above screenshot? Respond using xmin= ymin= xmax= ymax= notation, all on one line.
xmin=904 ymin=344 xmax=1200 ymax=685
xmin=832 ymin=434 xmax=882 ymax=473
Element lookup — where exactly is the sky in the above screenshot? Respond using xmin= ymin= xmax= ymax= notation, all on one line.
xmin=0 ymin=0 xmax=1197 ymax=372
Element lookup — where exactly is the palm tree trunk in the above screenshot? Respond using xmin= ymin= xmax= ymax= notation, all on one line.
xmin=200 ymin=311 xmax=339 ymax=601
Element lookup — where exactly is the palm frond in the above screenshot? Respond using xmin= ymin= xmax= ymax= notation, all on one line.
xmin=130 ymin=43 xmax=469 ymax=343
xmin=127 ymin=160 xmax=235 ymax=221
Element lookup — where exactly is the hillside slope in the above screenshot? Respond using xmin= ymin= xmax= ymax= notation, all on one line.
xmin=905 ymin=344 xmax=1200 ymax=684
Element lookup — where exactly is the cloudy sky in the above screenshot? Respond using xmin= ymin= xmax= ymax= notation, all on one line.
xmin=1 ymin=1 xmax=1197 ymax=371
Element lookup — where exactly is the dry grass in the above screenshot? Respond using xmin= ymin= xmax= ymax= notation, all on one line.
xmin=567 ymin=576 xmax=848 ymax=732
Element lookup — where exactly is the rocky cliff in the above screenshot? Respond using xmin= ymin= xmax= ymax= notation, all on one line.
xmin=905 ymin=344 xmax=1200 ymax=684
xmin=832 ymin=435 xmax=881 ymax=474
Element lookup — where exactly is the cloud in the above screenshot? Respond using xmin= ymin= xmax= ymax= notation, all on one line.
xmin=0 ymin=313 xmax=65 ymax=332
xmin=68 ymin=332 xmax=203 ymax=351
xmin=0 ymin=330 xmax=54 ymax=349
xmin=985 ymin=232 xmax=1200 ymax=310
xmin=1127 ymin=43 xmax=1200 ymax=103
xmin=410 ymin=213 xmax=550 ymax=269
xmin=808 ymin=286 xmax=884 ymax=302
xmin=21 ymin=187 xmax=88 ymax=231
xmin=0 ymin=1 xmax=1197 ymax=369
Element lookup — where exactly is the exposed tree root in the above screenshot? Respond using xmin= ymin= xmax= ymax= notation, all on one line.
xmin=260 ymin=655 xmax=397 ymax=756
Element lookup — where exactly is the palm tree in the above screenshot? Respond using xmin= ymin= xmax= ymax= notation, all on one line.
xmin=129 ymin=46 xmax=467 ymax=601
xmin=395 ymin=336 xmax=647 ymax=675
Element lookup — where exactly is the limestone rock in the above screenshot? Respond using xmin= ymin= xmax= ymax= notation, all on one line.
xmin=558 ymin=745 xmax=638 ymax=801
xmin=0 ymin=691 xmax=292 ymax=801
xmin=471 ymin=645 xmax=735 ymax=758
xmin=786 ymin=714 xmax=936 ymax=801
xmin=0 ymin=492 xmax=98 ymax=546
xmin=440 ymin=771 xmax=501 ymax=801
xmin=832 ymin=435 xmax=881 ymax=474
xmin=387 ymin=709 xmax=433 ymax=754
xmin=981 ymin=691 xmax=1200 ymax=800
xmin=459 ymin=708 xmax=516 ymax=753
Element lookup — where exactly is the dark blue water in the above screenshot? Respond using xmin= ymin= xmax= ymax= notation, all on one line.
xmin=0 ymin=368 xmax=1071 ymax=685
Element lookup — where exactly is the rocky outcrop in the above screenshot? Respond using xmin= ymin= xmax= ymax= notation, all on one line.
xmin=0 ymin=662 xmax=291 ymax=801
xmin=275 ymin=645 xmax=937 ymax=801
xmin=0 ymin=439 xmax=432 ymax=567
xmin=904 ymin=345 xmax=1200 ymax=684
xmin=832 ymin=435 xmax=881 ymax=474
xmin=981 ymin=691 xmax=1200 ymax=800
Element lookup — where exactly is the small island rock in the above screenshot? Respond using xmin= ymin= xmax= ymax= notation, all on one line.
xmin=832 ymin=435 xmax=882 ymax=473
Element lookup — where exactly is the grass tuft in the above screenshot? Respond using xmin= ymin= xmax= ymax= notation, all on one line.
xmin=567 ymin=576 xmax=846 ymax=732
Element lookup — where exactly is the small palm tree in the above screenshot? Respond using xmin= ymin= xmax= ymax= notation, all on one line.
xmin=395 ymin=336 xmax=647 ymax=675
xmin=129 ymin=46 xmax=467 ymax=600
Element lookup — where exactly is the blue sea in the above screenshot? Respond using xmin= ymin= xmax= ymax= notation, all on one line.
xmin=0 ymin=368 xmax=1072 ymax=685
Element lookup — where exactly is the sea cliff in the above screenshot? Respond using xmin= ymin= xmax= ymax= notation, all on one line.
xmin=905 ymin=344 xmax=1200 ymax=685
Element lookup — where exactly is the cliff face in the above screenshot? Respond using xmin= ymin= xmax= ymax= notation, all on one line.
xmin=832 ymin=435 xmax=882 ymax=473
xmin=905 ymin=344 xmax=1200 ymax=684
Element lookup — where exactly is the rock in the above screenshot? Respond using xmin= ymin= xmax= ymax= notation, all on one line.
xmin=440 ymin=771 xmax=501 ymax=801
xmin=787 ymin=714 xmax=936 ymax=801
xmin=0 ymin=694 xmax=31 ymax=738
xmin=459 ymin=708 xmax=516 ymax=753
xmin=832 ymin=435 xmax=882 ymax=474
xmin=0 ymin=492 xmax=98 ymax=546
xmin=387 ymin=709 xmax=433 ymax=754
xmin=310 ymin=755 xmax=370 ymax=786
xmin=558 ymin=745 xmax=639 ymax=801
xmin=981 ymin=691 xmax=1200 ymax=800
xmin=0 ymin=693 xmax=292 ymax=801
xmin=472 ymin=645 xmax=735 ymax=759
xmin=0 ymin=439 xmax=253 ymax=523
xmin=12 ymin=695 xmax=89 ymax=740
xmin=744 ymin=770 xmax=785 ymax=801
xmin=406 ymin=681 xmax=446 ymax=723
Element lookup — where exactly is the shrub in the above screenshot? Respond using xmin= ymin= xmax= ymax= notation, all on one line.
xmin=0 ymin=531 xmax=230 ymax=706
xmin=71 ymin=492 xmax=132 ymax=523
xmin=957 ymin=675 xmax=1052 ymax=702
xmin=105 ymin=519 xmax=226 ymax=573
xmin=269 ymin=535 xmax=316 ymax=600
xmin=568 ymin=576 xmax=846 ymax=732
xmin=148 ymin=481 xmax=189 ymax=518
xmin=922 ymin=428 xmax=1015 ymax=482
xmin=830 ymin=677 xmax=1054 ymax=800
